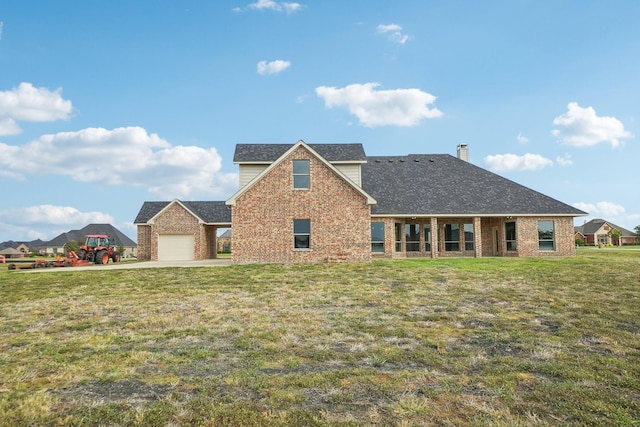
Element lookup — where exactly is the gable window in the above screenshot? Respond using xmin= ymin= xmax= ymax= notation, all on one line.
xmin=444 ymin=224 xmax=460 ymax=251
xmin=371 ymin=222 xmax=385 ymax=253
xmin=294 ymin=219 xmax=311 ymax=249
xmin=538 ymin=220 xmax=555 ymax=251
xmin=293 ymin=160 xmax=310 ymax=189
xmin=464 ymin=223 xmax=474 ymax=251
xmin=405 ymin=224 xmax=420 ymax=252
xmin=505 ymin=221 xmax=517 ymax=251
xmin=395 ymin=223 xmax=403 ymax=252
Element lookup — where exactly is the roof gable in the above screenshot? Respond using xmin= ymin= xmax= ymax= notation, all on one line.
xmin=227 ymin=140 xmax=376 ymax=206
xmin=134 ymin=200 xmax=231 ymax=224
xmin=362 ymin=154 xmax=587 ymax=216
xmin=579 ymin=219 xmax=637 ymax=236
xmin=234 ymin=141 xmax=367 ymax=163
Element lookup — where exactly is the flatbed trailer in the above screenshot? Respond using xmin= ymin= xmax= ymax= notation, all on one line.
xmin=7 ymin=254 xmax=91 ymax=270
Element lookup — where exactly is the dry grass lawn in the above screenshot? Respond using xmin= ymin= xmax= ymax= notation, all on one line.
xmin=1 ymin=250 xmax=639 ymax=426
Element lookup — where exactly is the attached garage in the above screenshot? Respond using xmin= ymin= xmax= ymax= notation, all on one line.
xmin=158 ymin=234 xmax=194 ymax=261
xmin=134 ymin=200 xmax=232 ymax=261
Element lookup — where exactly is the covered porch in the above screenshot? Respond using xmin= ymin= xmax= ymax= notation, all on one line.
xmin=372 ymin=216 xmax=527 ymax=259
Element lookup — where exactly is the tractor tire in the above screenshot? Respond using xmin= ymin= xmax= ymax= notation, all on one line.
xmin=96 ymin=250 xmax=109 ymax=265
xmin=77 ymin=249 xmax=87 ymax=260
xmin=112 ymin=253 xmax=121 ymax=263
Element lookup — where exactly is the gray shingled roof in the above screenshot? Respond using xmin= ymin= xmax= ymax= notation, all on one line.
xmin=574 ymin=219 xmax=637 ymax=236
xmin=134 ymin=201 xmax=231 ymax=224
xmin=362 ymin=154 xmax=587 ymax=216
xmin=44 ymin=224 xmax=137 ymax=247
xmin=234 ymin=143 xmax=366 ymax=163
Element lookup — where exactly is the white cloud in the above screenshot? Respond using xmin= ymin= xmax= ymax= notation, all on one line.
xmin=257 ymin=59 xmax=291 ymax=75
xmin=573 ymin=201 xmax=625 ymax=218
xmin=0 ymin=117 xmax=22 ymax=136
xmin=377 ymin=23 xmax=410 ymax=44
xmin=0 ymin=205 xmax=114 ymax=227
xmin=242 ymin=0 xmax=302 ymax=13
xmin=517 ymin=132 xmax=529 ymax=144
xmin=0 ymin=205 xmax=116 ymax=241
xmin=0 ymin=82 xmax=73 ymax=135
xmin=315 ymin=82 xmax=442 ymax=127
xmin=0 ymin=126 xmax=238 ymax=199
xmin=555 ymin=153 xmax=573 ymax=166
xmin=552 ymin=102 xmax=632 ymax=147
xmin=484 ymin=153 xmax=554 ymax=172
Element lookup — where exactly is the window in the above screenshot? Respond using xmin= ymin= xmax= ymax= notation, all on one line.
xmin=464 ymin=223 xmax=474 ymax=251
xmin=294 ymin=219 xmax=310 ymax=249
xmin=405 ymin=224 xmax=420 ymax=252
xmin=371 ymin=222 xmax=385 ymax=253
xmin=538 ymin=220 xmax=555 ymax=251
xmin=292 ymin=160 xmax=310 ymax=189
xmin=395 ymin=223 xmax=403 ymax=252
xmin=424 ymin=224 xmax=431 ymax=251
xmin=505 ymin=221 xmax=517 ymax=251
xmin=444 ymin=224 xmax=460 ymax=251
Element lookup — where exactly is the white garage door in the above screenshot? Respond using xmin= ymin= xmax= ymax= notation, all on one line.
xmin=158 ymin=234 xmax=195 ymax=261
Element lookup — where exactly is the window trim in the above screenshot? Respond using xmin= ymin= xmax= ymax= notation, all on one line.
xmin=292 ymin=159 xmax=310 ymax=189
xmin=505 ymin=221 xmax=517 ymax=251
xmin=538 ymin=220 xmax=555 ymax=251
xmin=293 ymin=219 xmax=311 ymax=250
xmin=463 ymin=223 xmax=474 ymax=251
xmin=394 ymin=223 xmax=403 ymax=252
xmin=371 ymin=222 xmax=385 ymax=253
xmin=405 ymin=224 xmax=420 ymax=252
xmin=443 ymin=223 xmax=460 ymax=252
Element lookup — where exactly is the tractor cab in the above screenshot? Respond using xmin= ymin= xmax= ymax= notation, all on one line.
xmin=85 ymin=235 xmax=111 ymax=249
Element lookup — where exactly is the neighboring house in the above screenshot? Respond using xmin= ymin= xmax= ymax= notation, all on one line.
xmin=0 ymin=247 xmax=26 ymax=259
xmin=135 ymin=140 xmax=587 ymax=263
xmin=41 ymin=224 xmax=138 ymax=257
xmin=0 ymin=241 xmax=41 ymax=255
xmin=217 ymin=229 xmax=232 ymax=253
xmin=574 ymin=219 xmax=639 ymax=246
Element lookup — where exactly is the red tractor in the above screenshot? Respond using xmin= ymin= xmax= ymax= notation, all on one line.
xmin=76 ymin=234 xmax=122 ymax=265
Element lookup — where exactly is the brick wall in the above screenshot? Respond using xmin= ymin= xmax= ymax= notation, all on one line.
xmin=231 ymin=146 xmax=372 ymax=264
xmin=137 ymin=225 xmax=152 ymax=260
xmin=516 ymin=216 xmax=576 ymax=257
xmin=137 ymin=202 xmax=214 ymax=261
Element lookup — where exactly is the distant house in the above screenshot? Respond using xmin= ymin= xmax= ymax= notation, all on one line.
xmin=217 ymin=229 xmax=232 ymax=253
xmin=574 ymin=219 xmax=639 ymax=246
xmin=135 ymin=140 xmax=587 ymax=263
xmin=0 ymin=247 xmax=26 ymax=259
xmin=0 ymin=241 xmax=40 ymax=255
xmin=41 ymin=224 xmax=137 ymax=257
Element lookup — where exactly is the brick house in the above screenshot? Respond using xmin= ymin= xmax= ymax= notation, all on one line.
xmin=574 ymin=218 xmax=639 ymax=246
xmin=134 ymin=140 xmax=587 ymax=263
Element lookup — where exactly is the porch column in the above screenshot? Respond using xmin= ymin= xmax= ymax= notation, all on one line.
xmin=474 ymin=216 xmax=482 ymax=258
xmin=430 ymin=217 xmax=438 ymax=258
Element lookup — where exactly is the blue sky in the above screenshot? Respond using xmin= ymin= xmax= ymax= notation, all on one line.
xmin=1 ymin=0 xmax=639 ymax=243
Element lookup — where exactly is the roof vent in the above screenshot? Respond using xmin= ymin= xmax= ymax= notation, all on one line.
xmin=457 ymin=144 xmax=469 ymax=162
xmin=414 ymin=159 xmax=420 ymax=162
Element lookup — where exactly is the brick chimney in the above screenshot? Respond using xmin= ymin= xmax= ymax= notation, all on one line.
xmin=457 ymin=144 xmax=469 ymax=162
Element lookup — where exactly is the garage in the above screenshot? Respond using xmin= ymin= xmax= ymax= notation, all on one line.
xmin=158 ymin=234 xmax=195 ymax=261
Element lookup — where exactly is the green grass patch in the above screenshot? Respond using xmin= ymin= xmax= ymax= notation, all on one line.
xmin=1 ymin=251 xmax=639 ymax=425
